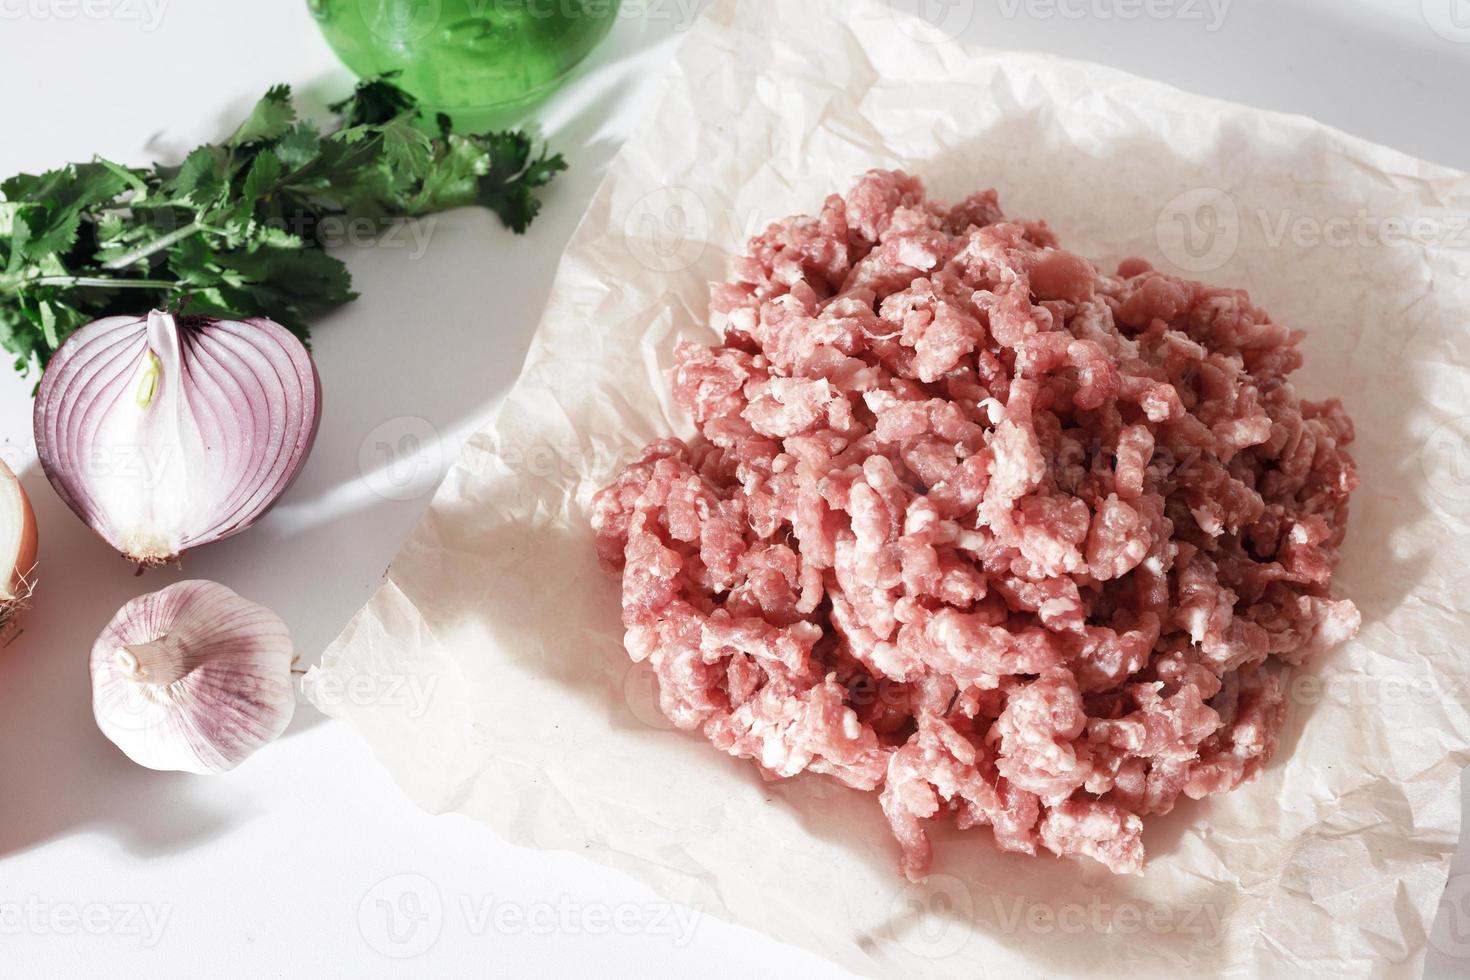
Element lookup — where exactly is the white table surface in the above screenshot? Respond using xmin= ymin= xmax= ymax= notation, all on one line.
xmin=0 ymin=1 xmax=1466 ymax=976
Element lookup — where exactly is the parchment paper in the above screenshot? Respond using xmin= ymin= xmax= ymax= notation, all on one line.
xmin=303 ymin=1 xmax=1470 ymax=975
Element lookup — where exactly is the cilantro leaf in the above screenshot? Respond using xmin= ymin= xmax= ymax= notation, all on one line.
xmin=274 ymin=120 xmax=324 ymax=172
xmin=238 ymin=151 xmax=284 ymax=211
xmin=476 ymin=134 xmax=568 ymax=234
xmin=0 ymin=76 xmax=567 ymax=375
xmin=167 ymin=146 xmax=227 ymax=204
xmin=229 ymin=85 xmax=297 ymax=148
xmin=379 ymin=118 xmax=434 ymax=179
xmin=330 ymin=75 xmax=417 ymax=128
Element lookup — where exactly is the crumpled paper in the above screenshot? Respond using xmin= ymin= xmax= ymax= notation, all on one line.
xmin=303 ymin=1 xmax=1470 ymax=975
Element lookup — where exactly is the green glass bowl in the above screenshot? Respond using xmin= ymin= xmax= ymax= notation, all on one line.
xmin=309 ymin=0 xmax=621 ymax=116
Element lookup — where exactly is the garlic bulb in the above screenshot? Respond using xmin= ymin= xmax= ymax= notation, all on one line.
xmin=90 ymin=580 xmax=296 ymax=774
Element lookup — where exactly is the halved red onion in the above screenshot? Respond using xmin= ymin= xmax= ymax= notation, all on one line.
xmin=34 ymin=310 xmax=320 ymax=565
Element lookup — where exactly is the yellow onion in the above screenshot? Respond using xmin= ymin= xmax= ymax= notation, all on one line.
xmin=0 ymin=459 xmax=37 ymax=629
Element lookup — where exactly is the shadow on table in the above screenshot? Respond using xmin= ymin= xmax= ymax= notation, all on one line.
xmin=0 ymin=471 xmax=235 ymax=860
xmin=0 ymin=10 xmax=682 ymax=862
xmin=228 ymin=11 xmax=678 ymax=666
xmin=0 ymin=462 xmax=343 ymax=861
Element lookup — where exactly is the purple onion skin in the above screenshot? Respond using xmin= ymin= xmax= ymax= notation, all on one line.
xmin=239 ymin=316 xmax=324 ymax=527
xmin=33 ymin=311 xmax=323 ymax=566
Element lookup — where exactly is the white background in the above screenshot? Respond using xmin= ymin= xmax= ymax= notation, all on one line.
xmin=0 ymin=0 xmax=1466 ymax=976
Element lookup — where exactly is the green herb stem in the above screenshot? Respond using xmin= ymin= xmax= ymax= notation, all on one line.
xmin=101 ymin=220 xmax=203 ymax=271
xmin=0 ymin=274 xmax=180 ymax=293
xmin=38 ymin=276 xmax=181 ymax=290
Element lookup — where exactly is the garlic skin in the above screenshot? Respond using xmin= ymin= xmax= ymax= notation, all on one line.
xmin=91 ymin=580 xmax=295 ymax=774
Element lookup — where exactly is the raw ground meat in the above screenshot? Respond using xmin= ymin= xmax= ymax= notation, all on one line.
xmin=592 ymin=170 xmax=1360 ymax=880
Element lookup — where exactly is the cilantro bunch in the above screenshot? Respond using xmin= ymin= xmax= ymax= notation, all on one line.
xmin=0 ymin=77 xmax=567 ymax=375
